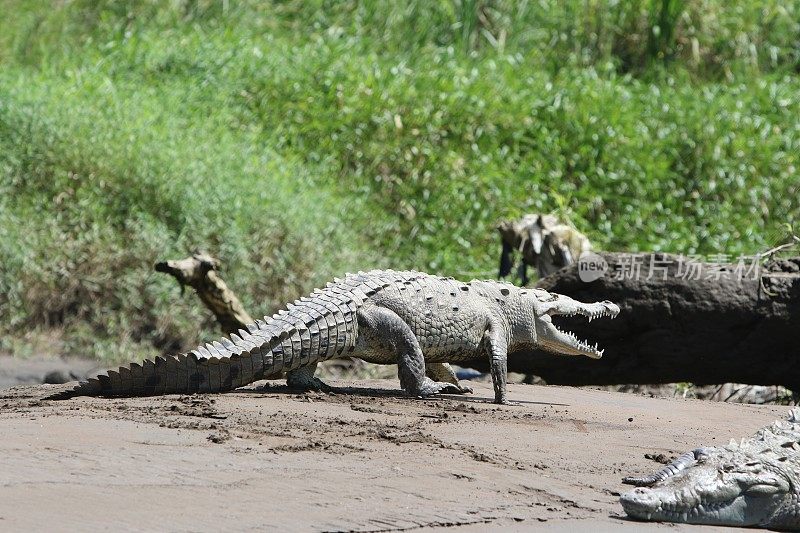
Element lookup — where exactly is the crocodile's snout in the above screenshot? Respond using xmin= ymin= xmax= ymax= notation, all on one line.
xmin=619 ymin=488 xmax=659 ymax=518
xmin=601 ymin=300 xmax=620 ymax=315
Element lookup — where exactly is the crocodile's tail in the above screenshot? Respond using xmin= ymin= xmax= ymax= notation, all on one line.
xmin=45 ymin=323 xmax=283 ymax=400
xmin=43 ymin=270 xmax=399 ymax=400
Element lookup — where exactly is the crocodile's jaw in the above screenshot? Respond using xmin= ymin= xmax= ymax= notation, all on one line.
xmin=620 ymin=462 xmax=791 ymax=527
xmin=532 ymin=296 xmax=619 ymax=358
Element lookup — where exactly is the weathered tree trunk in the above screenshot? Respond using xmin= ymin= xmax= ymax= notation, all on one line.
xmin=468 ymin=253 xmax=800 ymax=390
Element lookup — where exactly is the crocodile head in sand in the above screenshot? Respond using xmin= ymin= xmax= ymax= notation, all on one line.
xmin=620 ymin=447 xmax=799 ymax=528
xmin=526 ymin=289 xmax=619 ymax=358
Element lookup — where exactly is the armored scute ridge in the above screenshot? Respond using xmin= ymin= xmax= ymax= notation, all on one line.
xmin=620 ymin=410 xmax=800 ymax=530
xmin=46 ymin=269 xmax=619 ymax=404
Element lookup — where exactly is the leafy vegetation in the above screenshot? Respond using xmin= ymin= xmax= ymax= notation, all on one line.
xmin=1 ymin=0 xmax=798 ymax=361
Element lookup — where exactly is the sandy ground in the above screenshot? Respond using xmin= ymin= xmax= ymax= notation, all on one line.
xmin=0 ymin=379 xmax=786 ymax=532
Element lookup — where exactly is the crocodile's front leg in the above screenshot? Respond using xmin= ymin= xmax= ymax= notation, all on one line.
xmin=487 ymin=317 xmax=510 ymax=404
xmin=425 ymin=363 xmax=473 ymax=394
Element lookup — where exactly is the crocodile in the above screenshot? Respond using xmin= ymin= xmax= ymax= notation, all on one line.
xmin=620 ymin=409 xmax=800 ymax=530
xmin=46 ymin=269 xmax=619 ymax=404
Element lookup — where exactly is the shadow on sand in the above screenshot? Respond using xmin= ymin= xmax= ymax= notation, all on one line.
xmin=235 ymin=381 xmax=569 ymax=407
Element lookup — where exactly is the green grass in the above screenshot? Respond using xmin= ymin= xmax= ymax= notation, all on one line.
xmin=0 ymin=0 xmax=798 ymax=362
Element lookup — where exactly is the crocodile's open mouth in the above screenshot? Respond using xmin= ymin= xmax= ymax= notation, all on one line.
xmin=539 ymin=315 xmax=605 ymax=357
xmin=546 ymin=301 xmax=620 ymax=322
xmin=537 ymin=302 xmax=618 ymax=358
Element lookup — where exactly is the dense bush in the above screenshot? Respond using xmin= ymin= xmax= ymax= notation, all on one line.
xmin=0 ymin=1 xmax=797 ymax=361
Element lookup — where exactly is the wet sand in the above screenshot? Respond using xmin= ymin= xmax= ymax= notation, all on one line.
xmin=0 ymin=379 xmax=783 ymax=532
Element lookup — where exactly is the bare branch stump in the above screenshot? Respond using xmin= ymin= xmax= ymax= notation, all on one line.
xmin=155 ymin=253 xmax=287 ymax=380
xmin=155 ymin=252 xmax=254 ymax=335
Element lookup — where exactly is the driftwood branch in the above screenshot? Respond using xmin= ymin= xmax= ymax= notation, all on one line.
xmin=155 ymin=252 xmax=284 ymax=379
xmin=154 ymin=252 xmax=254 ymax=334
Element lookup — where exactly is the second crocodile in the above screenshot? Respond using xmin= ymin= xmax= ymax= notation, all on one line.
xmin=621 ymin=410 xmax=800 ymax=529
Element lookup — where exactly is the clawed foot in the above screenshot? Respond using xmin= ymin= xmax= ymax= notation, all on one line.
xmin=286 ymin=376 xmax=334 ymax=393
xmin=438 ymin=382 xmax=473 ymax=394
xmin=493 ymin=395 xmax=520 ymax=405
xmin=411 ymin=378 xmax=466 ymax=398
xmin=453 ymin=382 xmax=473 ymax=394
xmin=434 ymin=382 xmax=466 ymax=395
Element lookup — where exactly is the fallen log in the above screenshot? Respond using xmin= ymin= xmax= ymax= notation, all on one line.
xmin=467 ymin=252 xmax=800 ymax=390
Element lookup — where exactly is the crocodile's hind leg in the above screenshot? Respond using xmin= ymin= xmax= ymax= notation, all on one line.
xmin=425 ymin=363 xmax=473 ymax=394
xmin=357 ymin=305 xmax=461 ymax=397
xmin=286 ymin=362 xmax=333 ymax=392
